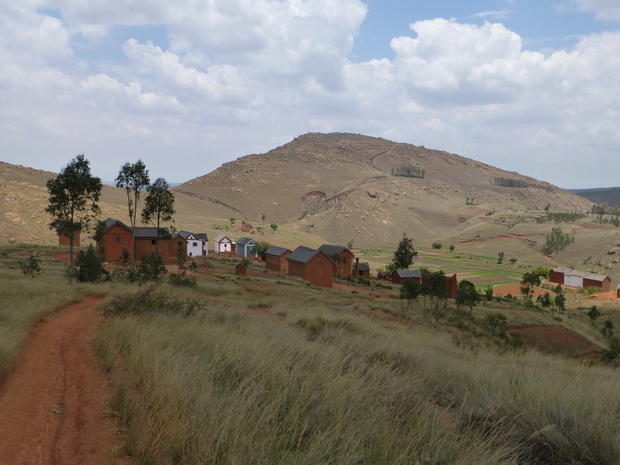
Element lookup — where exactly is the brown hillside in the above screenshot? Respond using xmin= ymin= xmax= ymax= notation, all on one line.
xmin=175 ymin=132 xmax=592 ymax=247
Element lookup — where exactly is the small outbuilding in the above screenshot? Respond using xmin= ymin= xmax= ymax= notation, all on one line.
xmin=391 ymin=269 xmax=422 ymax=285
xmin=236 ymin=262 xmax=247 ymax=277
xmin=236 ymin=237 xmax=257 ymax=258
xmin=265 ymin=246 xmax=292 ymax=273
xmin=353 ymin=260 xmax=371 ymax=278
xmin=287 ymin=245 xmax=334 ymax=288
xmin=214 ymin=234 xmax=235 ymax=255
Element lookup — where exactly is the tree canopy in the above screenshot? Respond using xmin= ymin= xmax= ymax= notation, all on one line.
xmin=142 ymin=177 xmax=175 ymax=251
xmin=392 ymin=234 xmax=417 ymax=270
xmin=45 ymin=154 xmax=102 ymax=282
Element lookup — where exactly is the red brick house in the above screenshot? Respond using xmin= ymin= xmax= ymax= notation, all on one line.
xmin=265 ymin=246 xmax=292 ymax=273
xmin=58 ymin=230 xmax=80 ymax=247
xmin=97 ymin=218 xmax=170 ymax=264
xmin=420 ymin=272 xmax=458 ymax=299
xmin=236 ymin=262 xmax=247 ymax=277
xmin=287 ymin=245 xmax=334 ymax=288
xmin=318 ymin=244 xmax=354 ymax=276
xmin=391 ymin=269 xmax=422 ymax=285
xmin=353 ymin=260 xmax=371 ymax=278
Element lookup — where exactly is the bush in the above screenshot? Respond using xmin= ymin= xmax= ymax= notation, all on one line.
xmin=19 ymin=252 xmax=42 ymax=278
xmin=168 ymin=272 xmax=197 ymax=287
xmin=102 ymin=287 xmax=202 ymax=317
xmin=431 ymin=242 xmax=442 ymax=249
xmin=137 ymin=252 xmax=167 ymax=282
xmin=74 ymin=244 xmax=108 ymax=283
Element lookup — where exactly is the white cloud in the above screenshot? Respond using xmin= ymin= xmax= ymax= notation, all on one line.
xmin=574 ymin=0 xmax=620 ymax=20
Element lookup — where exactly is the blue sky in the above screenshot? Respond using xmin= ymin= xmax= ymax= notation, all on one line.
xmin=2 ymin=0 xmax=620 ymax=188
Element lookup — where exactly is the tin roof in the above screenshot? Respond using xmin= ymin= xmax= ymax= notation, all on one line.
xmin=287 ymin=245 xmax=333 ymax=265
xmin=266 ymin=246 xmax=291 ymax=257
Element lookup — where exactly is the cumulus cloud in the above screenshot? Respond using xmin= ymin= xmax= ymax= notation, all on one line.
xmin=574 ymin=0 xmax=620 ymax=20
xmin=2 ymin=1 xmax=620 ymax=187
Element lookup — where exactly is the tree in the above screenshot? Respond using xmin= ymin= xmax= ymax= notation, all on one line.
xmin=425 ymin=270 xmax=448 ymax=311
xmin=554 ymin=284 xmax=566 ymax=313
xmin=115 ymin=160 xmax=150 ymax=269
xmin=19 ymin=253 xmax=42 ymax=278
xmin=455 ymin=279 xmax=480 ymax=314
xmin=602 ymin=319 xmax=615 ymax=339
xmin=520 ymin=271 xmax=541 ymax=305
xmin=587 ymin=305 xmax=601 ymax=326
xmin=400 ymin=279 xmax=421 ymax=309
xmin=46 ymin=155 xmax=102 ymax=283
xmin=270 ymin=223 xmax=278 ymax=231
xmin=486 ymin=313 xmax=508 ymax=337
xmin=541 ymin=227 xmax=574 ymax=255
xmin=142 ymin=178 xmax=175 ymax=253
xmin=497 ymin=251 xmax=505 ymax=264
xmin=254 ymin=241 xmax=272 ymax=260
xmin=392 ymin=233 xmax=417 ymax=270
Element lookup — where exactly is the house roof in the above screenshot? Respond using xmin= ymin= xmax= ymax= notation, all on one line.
xmin=318 ymin=244 xmax=352 ymax=257
xmin=394 ymin=269 xmax=421 ymax=279
xmin=133 ymin=227 xmax=170 ymax=239
xmin=171 ymin=230 xmax=196 ymax=242
xmin=287 ymin=245 xmax=332 ymax=265
xmin=103 ymin=217 xmax=130 ymax=231
xmin=552 ymin=267 xmax=609 ymax=282
xmin=266 ymin=246 xmax=291 ymax=257
xmin=353 ymin=261 xmax=371 ymax=272
xmin=214 ymin=234 xmax=232 ymax=243
xmin=236 ymin=237 xmax=256 ymax=246
xmin=194 ymin=233 xmax=208 ymax=241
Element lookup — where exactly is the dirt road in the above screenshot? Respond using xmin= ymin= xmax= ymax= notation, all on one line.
xmin=0 ymin=297 xmax=125 ymax=464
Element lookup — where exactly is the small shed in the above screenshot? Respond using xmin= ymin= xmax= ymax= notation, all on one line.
xmin=391 ymin=269 xmax=422 ymax=285
xmin=236 ymin=237 xmax=257 ymax=258
xmin=287 ymin=245 xmax=333 ymax=288
xmin=265 ymin=246 xmax=292 ymax=273
xmin=58 ymin=230 xmax=80 ymax=247
xmin=353 ymin=260 xmax=371 ymax=278
xmin=236 ymin=262 xmax=247 ymax=277
xmin=214 ymin=234 xmax=235 ymax=254
xmin=318 ymin=244 xmax=355 ymax=276
xmin=241 ymin=223 xmax=252 ymax=233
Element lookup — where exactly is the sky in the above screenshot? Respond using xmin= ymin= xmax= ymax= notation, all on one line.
xmin=2 ymin=0 xmax=620 ymax=189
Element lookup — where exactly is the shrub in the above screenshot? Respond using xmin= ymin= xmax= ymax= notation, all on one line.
xmin=168 ymin=272 xmax=197 ymax=287
xmin=137 ymin=252 xmax=167 ymax=282
xmin=19 ymin=253 xmax=42 ymax=278
xmin=431 ymin=242 xmax=442 ymax=249
xmin=74 ymin=244 xmax=108 ymax=283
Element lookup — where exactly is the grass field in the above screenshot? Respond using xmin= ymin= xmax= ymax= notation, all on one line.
xmin=3 ymin=244 xmax=620 ymax=464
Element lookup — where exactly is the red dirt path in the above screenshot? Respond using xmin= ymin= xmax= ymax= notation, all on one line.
xmin=0 ymin=297 xmax=127 ymax=464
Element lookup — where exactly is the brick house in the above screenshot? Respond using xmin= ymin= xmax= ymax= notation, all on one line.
xmin=265 ymin=246 xmax=292 ymax=273
xmin=236 ymin=262 xmax=247 ymax=277
xmin=287 ymin=245 xmax=334 ymax=288
xmin=391 ymin=269 xmax=422 ymax=285
xmin=353 ymin=260 xmax=371 ymax=278
xmin=58 ymin=230 xmax=80 ymax=247
xmin=317 ymin=244 xmax=354 ymax=276
xmin=170 ymin=231 xmax=203 ymax=259
xmin=97 ymin=217 xmax=170 ymax=264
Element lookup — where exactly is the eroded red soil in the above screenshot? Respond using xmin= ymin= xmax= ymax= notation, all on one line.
xmin=507 ymin=326 xmax=601 ymax=358
xmin=0 ymin=297 xmax=127 ymax=464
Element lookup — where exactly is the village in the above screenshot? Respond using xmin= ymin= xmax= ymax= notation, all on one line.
xmin=60 ymin=216 xmax=618 ymax=300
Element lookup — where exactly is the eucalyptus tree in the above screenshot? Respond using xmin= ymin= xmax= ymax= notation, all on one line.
xmin=115 ymin=160 xmax=150 ymax=268
xmin=142 ymin=177 xmax=175 ymax=253
xmin=46 ymin=154 xmax=102 ymax=282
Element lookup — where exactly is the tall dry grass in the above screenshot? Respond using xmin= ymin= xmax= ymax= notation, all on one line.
xmin=95 ymin=282 xmax=620 ymax=464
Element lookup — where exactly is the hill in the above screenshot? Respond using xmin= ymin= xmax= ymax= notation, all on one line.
xmin=175 ymin=132 xmax=592 ymax=247
xmin=570 ymin=187 xmax=620 ymax=207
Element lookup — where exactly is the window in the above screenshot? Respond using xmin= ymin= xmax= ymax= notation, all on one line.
xmin=318 ymin=263 xmax=322 ymax=269
xmin=193 ymin=242 xmax=198 ymax=247
xmin=343 ymin=258 xmax=347 ymax=263
xmin=151 ymin=240 xmax=156 ymax=245
xmin=115 ymin=236 xmax=121 ymax=242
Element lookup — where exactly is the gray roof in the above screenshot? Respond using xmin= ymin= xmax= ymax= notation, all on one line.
xmin=103 ymin=217 xmax=130 ymax=231
xmin=266 ymin=246 xmax=291 ymax=257
xmin=353 ymin=261 xmax=371 ymax=272
xmin=236 ymin=237 xmax=256 ymax=246
xmin=194 ymin=233 xmax=208 ymax=241
xmin=318 ymin=244 xmax=351 ymax=257
xmin=552 ymin=267 xmax=609 ymax=282
xmin=394 ymin=269 xmax=422 ymax=279
xmin=287 ymin=245 xmax=332 ymax=265
xmin=133 ymin=226 xmax=170 ymax=239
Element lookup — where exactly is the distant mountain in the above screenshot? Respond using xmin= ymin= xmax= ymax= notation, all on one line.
xmin=568 ymin=187 xmax=620 ymax=207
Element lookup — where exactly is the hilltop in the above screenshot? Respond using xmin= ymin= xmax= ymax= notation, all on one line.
xmin=175 ymin=132 xmax=591 ymax=247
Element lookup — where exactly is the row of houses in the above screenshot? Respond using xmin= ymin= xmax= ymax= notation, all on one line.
xmin=549 ymin=267 xmax=611 ymax=292
xmin=96 ymin=218 xmax=208 ymax=263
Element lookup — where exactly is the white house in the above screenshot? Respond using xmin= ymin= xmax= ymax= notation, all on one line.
xmin=214 ymin=234 xmax=235 ymax=254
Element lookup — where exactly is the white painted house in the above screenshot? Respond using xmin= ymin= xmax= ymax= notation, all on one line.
xmin=214 ymin=234 xmax=235 ymax=254
xmin=170 ymin=230 xmax=203 ymax=257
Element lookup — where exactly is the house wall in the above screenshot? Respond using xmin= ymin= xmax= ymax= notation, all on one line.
xmin=549 ymin=269 xmax=564 ymax=285
xmin=98 ymin=224 xmax=132 ymax=262
xmin=583 ymin=277 xmax=611 ymax=292
xmin=59 ymin=231 xmax=80 ymax=247
xmin=391 ymin=271 xmax=421 ymax=285
xmin=565 ymin=275 xmax=583 ymax=288
xmin=135 ymin=238 xmax=170 ymax=264
xmin=288 ymin=253 xmax=333 ymax=288
xmin=237 ymin=241 xmax=257 ymax=258
xmin=170 ymin=238 xmax=187 ymax=260
xmin=266 ymin=252 xmax=290 ymax=273
xmin=187 ymin=239 xmax=202 ymax=257
xmin=216 ymin=240 xmax=234 ymax=254
xmin=236 ymin=263 xmax=247 ymax=276
xmin=332 ymin=250 xmax=354 ymax=276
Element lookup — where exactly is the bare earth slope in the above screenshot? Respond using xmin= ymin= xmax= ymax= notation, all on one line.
xmin=175 ymin=132 xmax=592 ymax=247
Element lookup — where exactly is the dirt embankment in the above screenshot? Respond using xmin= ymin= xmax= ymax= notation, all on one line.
xmin=0 ymin=297 xmax=127 ymax=464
